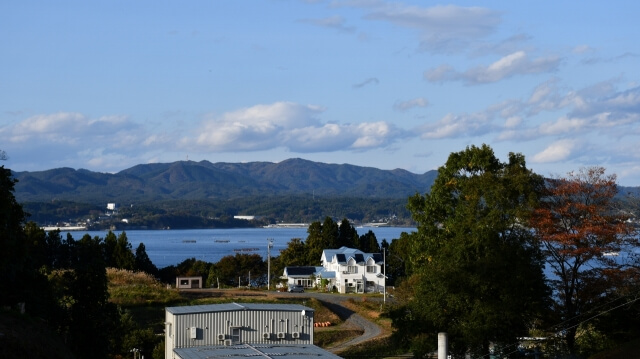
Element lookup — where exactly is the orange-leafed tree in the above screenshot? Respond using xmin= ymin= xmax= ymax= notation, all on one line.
xmin=531 ymin=167 xmax=638 ymax=354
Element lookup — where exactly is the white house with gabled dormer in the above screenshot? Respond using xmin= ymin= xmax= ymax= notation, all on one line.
xmin=320 ymin=247 xmax=384 ymax=294
xmin=282 ymin=247 xmax=384 ymax=294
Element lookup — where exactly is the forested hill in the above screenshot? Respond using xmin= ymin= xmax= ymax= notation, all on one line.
xmin=12 ymin=158 xmax=439 ymax=203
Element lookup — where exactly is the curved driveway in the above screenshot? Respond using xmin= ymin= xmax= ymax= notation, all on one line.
xmin=292 ymin=292 xmax=383 ymax=353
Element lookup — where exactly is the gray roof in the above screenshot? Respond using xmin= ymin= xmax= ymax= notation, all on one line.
xmin=166 ymin=302 xmax=313 ymax=315
xmin=284 ymin=266 xmax=321 ymax=276
xmin=174 ymin=343 xmax=342 ymax=359
xmin=323 ymin=247 xmax=383 ymax=265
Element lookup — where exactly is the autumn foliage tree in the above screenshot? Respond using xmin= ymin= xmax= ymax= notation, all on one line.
xmin=530 ymin=167 xmax=639 ymax=354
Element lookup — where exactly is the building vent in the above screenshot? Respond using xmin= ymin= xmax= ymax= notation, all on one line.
xmin=263 ymin=332 xmax=271 ymax=339
xmin=291 ymin=331 xmax=300 ymax=339
xmin=277 ymin=332 xmax=286 ymax=339
xmin=217 ymin=334 xmax=225 ymax=341
xmin=189 ymin=327 xmax=198 ymax=340
xmin=224 ymin=339 xmax=232 ymax=346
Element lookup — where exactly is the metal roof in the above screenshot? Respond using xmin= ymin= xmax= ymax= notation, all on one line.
xmin=174 ymin=343 xmax=342 ymax=359
xmin=323 ymin=247 xmax=383 ymax=265
xmin=166 ymin=302 xmax=313 ymax=315
xmin=284 ymin=266 xmax=321 ymax=276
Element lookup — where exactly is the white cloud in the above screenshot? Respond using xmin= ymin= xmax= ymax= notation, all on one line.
xmin=539 ymin=116 xmax=587 ymax=135
xmin=424 ymin=65 xmax=458 ymax=82
xmin=7 ymin=112 xmax=136 ymax=145
xmin=186 ymin=102 xmax=403 ymax=153
xmin=362 ymin=4 xmax=501 ymax=53
xmin=426 ymin=51 xmax=561 ymax=85
xmin=419 ymin=112 xmax=492 ymax=139
xmin=393 ymin=97 xmax=429 ymax=111
xmin=504 ymin=116 xmax=522 ymax=128
xmin=532 ymin=139 xmax=578 ymax=163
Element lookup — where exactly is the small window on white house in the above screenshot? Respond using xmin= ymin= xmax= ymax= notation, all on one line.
xmin=347 ymin=265 xmax=357 ymax=273
xmin=366 ymin=266 xmax=377 ymax=273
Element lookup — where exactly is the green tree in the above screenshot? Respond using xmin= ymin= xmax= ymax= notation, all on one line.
xmin=277 ymin=238 xmax=307 ymax=267
xmin=358 ymin=229 xmax=379 ymax=253
xmin=113 ymin=231 xmax=136 ymax=270
xmin=397 ymin=144 xmax=548 ymax=357
xmin=386 ymin=233 xmax=411 ymax=286
xmin=530 ymin=167 xmax=639 ymax=354
xmin=65 ymin=234 xmax=119 ymax=359
xmin=337 ymin=218 xmax=358 ymax=248
xmin=104 ymin=230 xmax=118 ymax=267
xmin=321 ymin=216 xmax=339 ymax=249
xmin=0 ymin=165 xmax=30 ymax=307
xmin=304 ymin=220 xmax=329 ymax=265
xmin=135 ymin=242 xmax=158 ymax=275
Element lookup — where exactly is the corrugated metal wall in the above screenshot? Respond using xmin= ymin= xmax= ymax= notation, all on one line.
xmin=168 ymin=309 xmax=314 ymax=350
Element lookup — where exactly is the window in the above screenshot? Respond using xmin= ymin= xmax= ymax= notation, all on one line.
xmin=366 ymin=266 xmax=377 ymax=273
xmin=231 ymin=327 xmax=241 ymax=343
xmin=346 ymin=265 xmax=357 ymax=274
xmin=180 ymin=279 xmax=189 ymax=285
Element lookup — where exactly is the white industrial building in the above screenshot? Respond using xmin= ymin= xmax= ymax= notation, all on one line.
xmin=164 ymin=302 xmax=341 ymax=359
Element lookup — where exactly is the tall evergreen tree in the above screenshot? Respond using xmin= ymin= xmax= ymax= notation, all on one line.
xmin=0 ymin=165 xmax=30 ymax=307
xmin=66 ymin=234 xmax=119 ymax=359
xmin=337 ymin=218 xmax=358 ymax=248
xmin=304 ymin=220 xmax=329 ymax=265
xmin=135 ymin=242 xmax=158 ymax=275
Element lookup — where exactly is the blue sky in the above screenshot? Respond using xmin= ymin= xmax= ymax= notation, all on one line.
xmin=2 ymin=1 xmax=640 ymax=185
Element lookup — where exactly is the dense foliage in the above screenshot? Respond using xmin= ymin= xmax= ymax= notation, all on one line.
xmin=392 ymin=145 xmax=549 ymax=357
xmin=22 ymin=196 xmax=412 ymax=230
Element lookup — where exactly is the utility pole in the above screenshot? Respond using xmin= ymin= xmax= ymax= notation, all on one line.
xmin=267 ymin=238 xmax=274 ymax=290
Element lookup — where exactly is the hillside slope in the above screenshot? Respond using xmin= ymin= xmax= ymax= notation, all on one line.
xmin=13 ymin=158 xmax=438 ymax=203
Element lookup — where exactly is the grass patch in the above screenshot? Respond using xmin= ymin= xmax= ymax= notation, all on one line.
xmin=338 ymin=335 xmax=408 ymax=359
xmin=343 ymin=297 xmax=393 ymax=334
xmin=314 ymin=329 xmax=363 ymax=347
xmin=107 ymin=268 xmax=183 ymax=306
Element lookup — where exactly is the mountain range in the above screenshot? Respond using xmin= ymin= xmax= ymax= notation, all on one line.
xmin=12 ymin=158 xmax=439 ymax=203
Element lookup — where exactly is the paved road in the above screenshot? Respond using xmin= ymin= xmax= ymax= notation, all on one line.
xmin=289 ymin=292 xmax=383 ymax=353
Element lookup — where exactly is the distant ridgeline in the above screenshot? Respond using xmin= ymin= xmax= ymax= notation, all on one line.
xmin=12 ymin=159 xmax=639 ymax=228
xmin=12 ymin=158 xmax=438 ymax=202
xmin=11 ymin=159 xmax=438 ymax=227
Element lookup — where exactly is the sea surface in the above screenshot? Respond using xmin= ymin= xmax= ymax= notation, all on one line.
xmin=75 ymin=226 xmax=415 ymax=268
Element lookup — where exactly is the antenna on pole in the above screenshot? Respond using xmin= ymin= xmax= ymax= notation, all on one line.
xmin=267 ymin=238 xmax=274 ymax=291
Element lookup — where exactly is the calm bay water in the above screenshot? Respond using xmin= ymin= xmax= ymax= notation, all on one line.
xmin=77 ymin=227 xmax=415 ymax=268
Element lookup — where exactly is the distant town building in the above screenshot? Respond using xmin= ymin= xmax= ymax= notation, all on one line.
xmin=233 ymin=215 xmax=256 ymax=220
xmin=106 ymin=202 xmax=118 ymax=215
